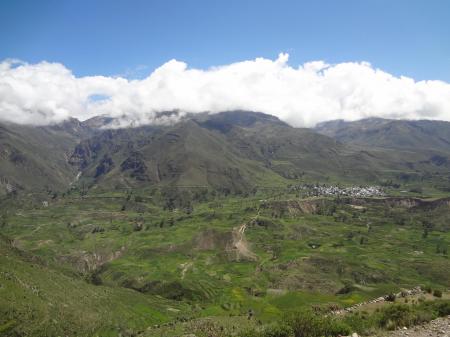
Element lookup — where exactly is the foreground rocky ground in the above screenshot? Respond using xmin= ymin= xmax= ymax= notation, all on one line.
xmin=377 ymin=316 xmax=450 ymax=337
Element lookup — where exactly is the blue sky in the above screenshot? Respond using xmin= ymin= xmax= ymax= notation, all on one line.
xmin=1 ymin=0 xmax=449 ymax=80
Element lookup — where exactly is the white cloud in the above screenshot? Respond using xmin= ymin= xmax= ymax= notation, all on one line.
xmin=1 ymin=54 xmax=450 ymax=127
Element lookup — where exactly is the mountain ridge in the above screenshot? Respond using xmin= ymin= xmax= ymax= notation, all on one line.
xmin=2 ymin=111 xmax=450 ymax=196
xmin=315 ymin=117 xmax=450 ymax=152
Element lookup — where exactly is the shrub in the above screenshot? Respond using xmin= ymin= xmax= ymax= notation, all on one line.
xmin=433 ymin=289 xmax=442 ymax=298
xmin=262 ymin=324 xmax=293 ymax=337
xmin=132 ymin=222 xmax=143 ymax=231
xmin=375 ymin=301 xmax=450 ymax=331
xmin=424 ymin=286 xmax=432 ymax=294
xmin=343 ymin=312 xmax=376 ymax=335
xmin=238 ymin=329 xmax=260 ymax=337
xmin=283 ymin=310 xmax=351 ymax=337
xmin=91 ymin=225 xmax=105 ymax=233
xmin=378 ymin=305 xmax=415 ymax=330
xmin=385 ymin=293 xmax=396 ymax=302
xmin=238 ymin=325 xmax=293 ymax=337
xmin=436 ymin=301 xmax=450 ymax=316
xmin=336 ymin=283 xmax=355 ymax=295
xmin=240 ymin=300 xmax=450 ymax=337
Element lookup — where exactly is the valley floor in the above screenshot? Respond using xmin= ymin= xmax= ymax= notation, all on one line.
xmin=0 ymin=188 xmax=449 ymax=336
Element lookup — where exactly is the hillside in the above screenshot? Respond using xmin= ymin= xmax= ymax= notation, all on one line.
xmin=0 ymin=235 xmax=184 ymax=336
xmin=315 ymin=118 xmax=450 ymax=153
xmin=1 ymin=188 xmax=449 ymax=336
xmin=68 ymin=111 xmax=450 ymax=193
xmin=0 ymin=120 xmax=90 ymax=196
xmin=0 ymin=111 xmax=449 ymax=337
xmin=2 ymin=112 xmax=450 ymax=197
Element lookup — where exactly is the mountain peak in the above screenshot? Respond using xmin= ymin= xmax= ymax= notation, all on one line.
xmin=195 ymin=110 xmax=288 ymax=133
xmin=82 ymin=115 xmax=115 ymax=129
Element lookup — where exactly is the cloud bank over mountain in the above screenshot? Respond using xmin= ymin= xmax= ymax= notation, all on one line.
xmin=1 ymin=54 xmax=450 ymax=127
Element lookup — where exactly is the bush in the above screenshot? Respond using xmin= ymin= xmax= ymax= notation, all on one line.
xmin=378 ymin=305 xmax=416 ymax=330
xmin=342 ymin=312 xmax=377 ymax=335
xmin=238 ymin=329 xmax=260 ymax=337
xmin=375 ymin=301 xmax=450 ymax=331
xmin=342 ymin=300 xmax=450 ymax=335
xmin=238 ymin=325 xmax=293 ymax=337
xmin=132 ymin=222 xmax=143 ymax=231
xmin=433 ymin=289 xmax=442 ymax=298
xmin=283 ymin=310 xmax=350 ymax=337
xmin=336 ymin=283 xmax=355 ymax=295
xmin=436 ymin=301 xmax=450 ymax=316
xmin=385 ymin=293 xmax=396 ymax=302
xmin=262 ymin=324 xmax=293 ymax=337
xmin=239 ymin=301 xmax=450 ymax=337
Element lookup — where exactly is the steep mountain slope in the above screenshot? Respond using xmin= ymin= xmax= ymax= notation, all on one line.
xmin=315 ymin=118 xmax=450 ymax=153
xmin=0 ymin=119 xmax=94 ymax=196
xmin=68 ymin=111 xmax=450 ymax=192
xmin=71 ymin=111 xmax=366 ymax=192
xmin=2 ymin=112 xmax=450 ymax=196
xmin=70 ymin=117 xmax=286 ymax=192
xmin=199 ymin=112 xmax=362 ymax=178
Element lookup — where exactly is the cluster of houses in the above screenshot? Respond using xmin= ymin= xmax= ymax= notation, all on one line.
xmin=291 ymin=184 xmax=385 ymax=197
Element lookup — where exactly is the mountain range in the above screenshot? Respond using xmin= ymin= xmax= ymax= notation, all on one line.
xmin=315 ymin=117 xmax=450 ymax=152
xmin=1 ymin=111 xmax=450 ymax=196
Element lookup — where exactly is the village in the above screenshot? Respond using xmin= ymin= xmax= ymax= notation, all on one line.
xmin=291 ymin=184 xmax=385 ymax=198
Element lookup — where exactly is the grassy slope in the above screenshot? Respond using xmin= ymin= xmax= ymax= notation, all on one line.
xmin=0 ymin=236 xmax=186 ymax=337
xmin=1 ymin=189 xmax=449 ymax=336
xmin=0 ymin=122 xmax=80 ymax=195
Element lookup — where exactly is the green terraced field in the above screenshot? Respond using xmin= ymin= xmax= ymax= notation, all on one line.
xmin=1 ymin=187 xmax=449 ymax=336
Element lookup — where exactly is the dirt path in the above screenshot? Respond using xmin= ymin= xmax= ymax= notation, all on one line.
xmin=232 ymin=222 xmax=257 ymax=261
xmin=376 ymin=316 xmax=450 ymax=337
xmin=179 ymin=262 xmax=193 ymax=280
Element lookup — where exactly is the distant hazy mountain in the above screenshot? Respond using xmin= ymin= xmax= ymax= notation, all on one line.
xmin=1 ymin=112 xmax=450 ymax=195
xmin=315 ymin=118 xmax=450 ymax=153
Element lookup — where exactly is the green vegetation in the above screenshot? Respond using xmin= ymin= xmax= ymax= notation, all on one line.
xmin=239 ymin=300 xmax=450 ymax=337
xmin=0 ymin=112 xmax=449 ymax=336
xmin=3 ymin=111 xmax=450 ymax=197
xmin=1 ymin=186 xmax=449 ymax=336
xmin=0 ymin=235 xmax=185 ymax=336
